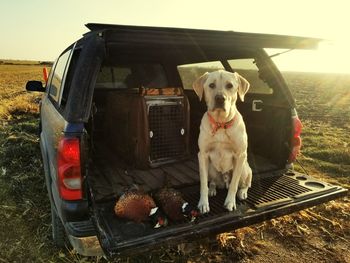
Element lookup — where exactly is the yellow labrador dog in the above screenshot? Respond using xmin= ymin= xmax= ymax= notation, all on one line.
xmin=193 ymin=70 xmax=252 ymax=213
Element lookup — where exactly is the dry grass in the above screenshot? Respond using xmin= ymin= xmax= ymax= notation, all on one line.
xmin=0 ymin=64 xmax=349 ymax=262
xmin=0 ymin=65 xmax=44 ymax=119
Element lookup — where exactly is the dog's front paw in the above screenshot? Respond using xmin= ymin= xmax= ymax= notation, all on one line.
xmin=237 ymin=188 xmax=249 ymax=200
xmin=224 ymin=194 xmax=237 ymax=211
xmin=198 ymin=198 xmax=210 ymax=214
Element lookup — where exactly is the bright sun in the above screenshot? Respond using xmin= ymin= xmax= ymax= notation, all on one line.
xmin=317 ymin=39 xmax=350 ymax=74
xmin=269 ymin=38 xmax=350 ymax=74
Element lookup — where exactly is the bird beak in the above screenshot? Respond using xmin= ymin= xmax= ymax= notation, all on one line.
xmin=154 ymin=217 xmax=168 ymax=228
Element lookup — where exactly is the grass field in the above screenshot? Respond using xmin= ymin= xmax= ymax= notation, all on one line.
xmin=0 ymin=64 xmax=349 ymax=262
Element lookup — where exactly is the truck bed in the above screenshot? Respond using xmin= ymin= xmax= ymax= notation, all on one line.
xmin=89 ymin=145 xmax=279 ymax=201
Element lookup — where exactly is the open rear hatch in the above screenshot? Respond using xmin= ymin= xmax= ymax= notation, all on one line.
xmin=85 ymin=23 xmax=322 ymax=50
xmin=88 ymin=164 xmax=346 ymax=258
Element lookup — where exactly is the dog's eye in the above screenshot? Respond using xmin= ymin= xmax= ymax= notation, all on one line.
xmin=209 ymin=83 xmax=216 ymax=89
xmin=226 ymin=83 xmax=233 ymax=89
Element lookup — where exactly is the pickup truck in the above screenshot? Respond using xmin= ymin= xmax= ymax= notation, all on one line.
xmin=26 ymin=23 xmax=347 ymax=259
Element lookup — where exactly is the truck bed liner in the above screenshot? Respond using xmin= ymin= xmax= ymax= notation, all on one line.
xmin=89 ymin=149 xmax=278 ymax=201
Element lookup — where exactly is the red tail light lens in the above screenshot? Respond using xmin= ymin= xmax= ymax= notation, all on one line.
xmin=57 ymin=137 xmax=82 ymax=200
xmin=288 ymin=116 xmax=302 ymax=163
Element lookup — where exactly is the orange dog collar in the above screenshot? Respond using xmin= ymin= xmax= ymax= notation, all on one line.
xmin=207 ymin=112 xmax=236 ymax=135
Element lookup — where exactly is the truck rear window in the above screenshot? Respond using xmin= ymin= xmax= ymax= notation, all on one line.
xmin=177 ymin=61 xmax=225 ymax=90
xmin=228 ymin=58 xmax=273 ymax=95
xmin=96 ymin=63 xmax=168 ymax=89
xmin=177 ymin=59 xmax=273 ymax=95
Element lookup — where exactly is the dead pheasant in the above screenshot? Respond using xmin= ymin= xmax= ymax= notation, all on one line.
xmin=114 ymin=185 xmax=167 ymax=228
xmin=154 ymin=186 xmax=200 ymax=222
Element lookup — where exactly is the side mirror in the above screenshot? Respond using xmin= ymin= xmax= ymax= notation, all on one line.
xmin=26 ymin=81 xmax=45 ymax=92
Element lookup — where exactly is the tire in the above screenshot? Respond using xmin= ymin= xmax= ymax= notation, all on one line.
xmin=51 ymin=206 xmax=67 ymax=248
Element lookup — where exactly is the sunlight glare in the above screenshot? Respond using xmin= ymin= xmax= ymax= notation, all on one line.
xmin=269 ymin=38 xmax=350 ymax=74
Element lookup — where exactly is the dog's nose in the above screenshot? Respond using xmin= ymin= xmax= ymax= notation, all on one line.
xmin=215 ymin=95 xmax=225 ymax=105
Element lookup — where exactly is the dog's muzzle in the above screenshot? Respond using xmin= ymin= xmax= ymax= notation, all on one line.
xmin=214 ymin=95 xmax=225 ymax=110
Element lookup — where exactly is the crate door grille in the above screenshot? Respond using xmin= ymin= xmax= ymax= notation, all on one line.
xmin=148 ymin=103 xmax=186 ymax=161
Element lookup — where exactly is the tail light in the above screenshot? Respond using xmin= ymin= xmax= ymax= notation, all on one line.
xmin=57 ymin=137 xmax=82 ymax=200
xmin=288 ymin=114 xmax=302 ymax=163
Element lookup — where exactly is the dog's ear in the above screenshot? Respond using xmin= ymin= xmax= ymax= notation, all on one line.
xmin=193 ymin=72 xmax=209 ymax=101
xmin=235 ymin=72 xmax=250 ymax=102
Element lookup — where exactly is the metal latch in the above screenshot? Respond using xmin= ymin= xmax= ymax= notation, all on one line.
xmin=252 ymin=100 xmax=263 ymax=112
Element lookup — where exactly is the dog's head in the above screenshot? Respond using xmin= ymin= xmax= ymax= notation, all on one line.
xmin=193 ymin=70 xmax=250 ymax=114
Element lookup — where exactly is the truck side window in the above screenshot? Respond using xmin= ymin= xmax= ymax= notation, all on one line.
xmin=45 ymin=60 xmax=57 ymax=93
xmin=228 ymin=59 xmax=273 ymax=95
xmin=60 ymin=49 xmax=81 ymax=107
xmin=49 ymin=49 xmax=72 ymax=103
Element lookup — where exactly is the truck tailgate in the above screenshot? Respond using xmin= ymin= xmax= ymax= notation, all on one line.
xmin=88 ymin=169 xmax=347 ymax=259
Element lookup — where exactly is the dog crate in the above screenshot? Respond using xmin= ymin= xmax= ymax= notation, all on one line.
xmin=104 ymin=90 xmax=190 ymax=168
xmin=147 ymin=97 xmax=188 ymax=164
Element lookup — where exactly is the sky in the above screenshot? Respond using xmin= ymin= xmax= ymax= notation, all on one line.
xmin=1 ymin=0 xmax=350 ymax=73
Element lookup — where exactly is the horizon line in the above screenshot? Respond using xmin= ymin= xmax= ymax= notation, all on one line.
xmin=1 ymin=58 xmax=350 ymax=75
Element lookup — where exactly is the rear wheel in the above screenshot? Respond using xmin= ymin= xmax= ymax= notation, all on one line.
xmin=51 ymin=206 xmax=67 ymax=248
